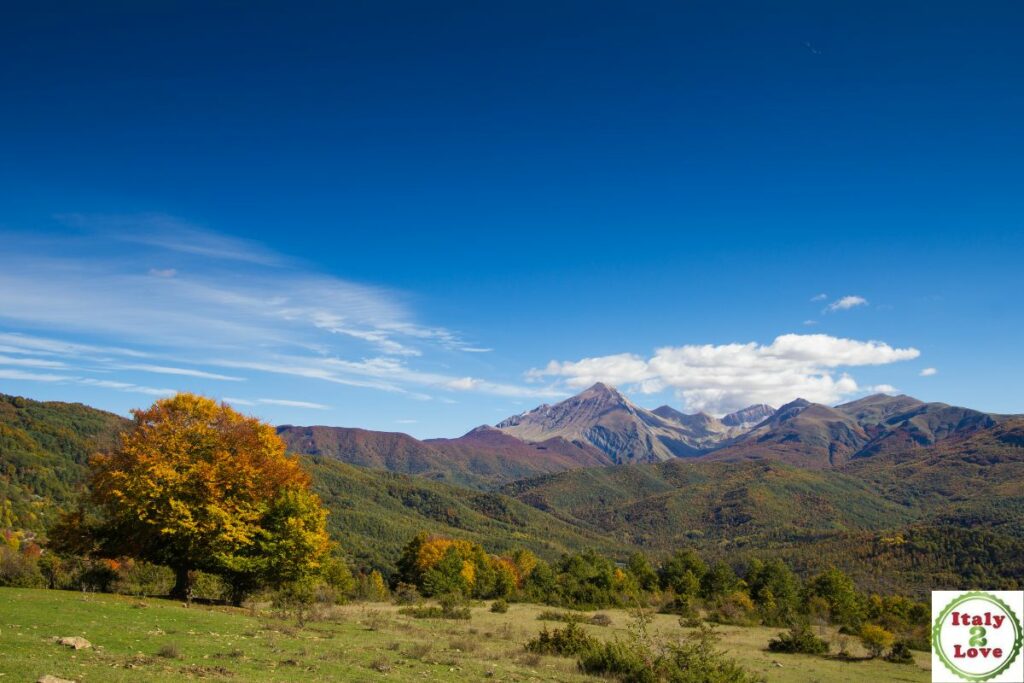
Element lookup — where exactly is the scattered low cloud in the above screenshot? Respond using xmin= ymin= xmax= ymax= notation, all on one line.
xmin=920 ymin=367 xmax=938 ymax=377
xmin=825 ymin=295 xmax=868 ymax=312
xmin=528 ymin=333 xmax=920 ymax=414
xmin=810 ymin=293 xmax=828 ymax=302
xmin=803 ymin=320 xmax=818 ymax=326
xmin=869 ymin=384 xmax=898 ymax=394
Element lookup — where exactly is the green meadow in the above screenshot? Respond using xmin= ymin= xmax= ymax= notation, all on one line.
xmin=1 ymin=588 xmax=930 ymax=682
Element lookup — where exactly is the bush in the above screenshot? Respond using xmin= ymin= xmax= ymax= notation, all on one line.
xmin=113 ymin=560 xmax=174 ymax=597
xmin=538 ymin=609 xmax=583 ymax=623
xmin=490 ymin=599 xmax=509 ymax=613
xmin=399 ymin=595 xmax=471 ymax=620
xmin=885 ymin=641 xmax=915 ymax=664
xmin=0 ymin=545 xmax=44 ymax=587
xmin=579 ymin=624 xmax=760 ymax=683
xmin=525 ymin=623 xmax=596 ymax=657
xmin=577 ymin=639 xmax=652 ymax=681
xmin=708 ymin=591 xmax=757 ymax=626
xmin=392 ymin=582 xmax=421 ymax=606
xmin=590 ymin=612 xmax=612 ymax=627
xmin=768 ymin=623 xmax=830 ymax=655
xmin=860 ymin=624 xmax=895 ymax=659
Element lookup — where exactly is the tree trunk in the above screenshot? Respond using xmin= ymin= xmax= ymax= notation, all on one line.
xmin=171 ymin=567 xmax=194 ymax=604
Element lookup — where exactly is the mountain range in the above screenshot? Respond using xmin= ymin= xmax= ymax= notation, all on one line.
xmin=280 ymin=382 xmax=1014 ymax=479
xmin=2 ymin=386 xmax=1022 ymax=596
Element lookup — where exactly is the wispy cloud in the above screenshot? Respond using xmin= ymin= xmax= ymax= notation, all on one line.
xmin=825 ymin=295 xmax=868 ymax=312
xmin=0 ymin=368 xmax=72 ymax=382
xmin=255 ymin=398 xmax=329 ymax=410
xmin=528 ymin=333 xmax=920 ymax=414
xmin=0 ymin=218 xmax=541 ymax=405
xmin=0 ymin=354 xmax=68 ymax=369
xmin=920 ymin=367 xmax=938 ymax=376
xmin=118 ymin=364 xmax=244 ymax=381
xmin=60 ymin=213 xmax=285 ymax=266
xmin=78 ymin=378 xmax=176 ymax=396
xmin=810 ymin=293 xmax=828 ymax=302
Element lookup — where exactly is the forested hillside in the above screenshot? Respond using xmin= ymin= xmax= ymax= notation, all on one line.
xmin=0 ymin=394 xmax=126 ymax=531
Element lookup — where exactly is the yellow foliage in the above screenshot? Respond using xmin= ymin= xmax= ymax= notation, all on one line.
xmin=86 ymin=393 xmax=328 ymax=588
xmin=415 ymin=537 xmax=474 ymax=573
xmin=460 ymin=560 xmax=476 ymax=587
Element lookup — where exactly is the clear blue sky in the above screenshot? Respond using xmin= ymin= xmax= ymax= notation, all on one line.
xmin=1 ymin=1 xmax=1021 ymax=437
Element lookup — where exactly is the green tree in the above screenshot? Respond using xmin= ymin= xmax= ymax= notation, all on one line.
xmin=422 ymin=546 xmax=471 ymax=597
xmin=700 ymin=560 xmax=738 ymax=600
xmin=626 ymin=552 xmax=659 ymax=592
xmin=803 ymin=567 xmax=864 ymax=628
xmin=746 ymin=558 xmax=800 ymax=626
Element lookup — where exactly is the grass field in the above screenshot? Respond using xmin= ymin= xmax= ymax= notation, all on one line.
xmin=0 ymin=588 xmax=931 ymax=682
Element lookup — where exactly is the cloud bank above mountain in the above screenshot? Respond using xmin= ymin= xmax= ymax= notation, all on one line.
xmin=527 ymin=334 xmax=920 ymax=414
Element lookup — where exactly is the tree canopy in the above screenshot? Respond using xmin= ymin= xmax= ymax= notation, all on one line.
xmin=75 ymin=393 xmax=329 ymax=602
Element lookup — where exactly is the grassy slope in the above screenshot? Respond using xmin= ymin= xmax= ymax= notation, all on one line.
xmin=0 ymin=588 xmax=930 ymax=683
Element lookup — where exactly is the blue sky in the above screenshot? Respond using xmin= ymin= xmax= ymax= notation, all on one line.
xmin=1 ymin=2 xmax=1021 ymax=437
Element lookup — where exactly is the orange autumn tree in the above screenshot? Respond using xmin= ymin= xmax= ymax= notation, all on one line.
xmin=84 ymin=393 xmax=329 ymax=603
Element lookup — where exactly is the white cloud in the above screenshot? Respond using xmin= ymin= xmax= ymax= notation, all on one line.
xmin=869 ymin=384 xmax=898 ymax=394
xmin=803 ymin=320 xmax=818 ymax=326
xmin=810 ymin=293 xmax=828 ymax=302
xmin=118 ymin=364 xmax=244 ymax=381
xmin=0 ymin=369 xmax=72 ymax=382
xmin=0 ymin=218 xmax=549 ymax=404
xmin=61 ymin=213 xmax=284 ymax=266
xmin=920 ymin=367 xmax=938 ymax=377
xmin=0 ymin=354 xmax=67 ymax=369
xmin=528 ymin=333 xmax=920 ymax=414
xmin=825 ymin=295 xmax=868 ymax=312
xmin=255 ymin=398 xmax=329 ymax=410
xmin=78 ymin=379 xmax=176 ymax=396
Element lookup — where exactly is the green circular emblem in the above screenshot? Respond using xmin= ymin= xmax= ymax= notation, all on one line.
xmin=933 ymin=592 xmax=1023 ymax=682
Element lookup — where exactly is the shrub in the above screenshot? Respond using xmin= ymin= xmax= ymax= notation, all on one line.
xmin=768 ymin=623 xmax=830 ymax=655
xmin=525 ymin=623 xmax=596 ymax=657
xmin=0 ymin=545 xmax=44 ymax=588
xmin=398 ymin=597 xmax=472 ymax=620
xmin=490 ymin=599 xmax=509 ymax=613
xmin=538 ymin=609 xmax=583 ymax=623
xmin=709 ymin=590 xmax=757 ymax=626
xmin=885 ymin=641 xmax=915 ymax=664
xmin=590 ymin=613 xmax=612 ymax=627
xmin=579 ymin=624 xmax=760 ymax=683
xmin=577 ymin=639 xmax=651 ymax=681
xmin=392 ymin=582 xmax=421 ymax=606
xmin=113 ymin=560 xmax=174 ymax=597
xmin=156 ymin=644 xmax=181 ymax=659
xmin=860 ymin=624 xmax=895 ymax=659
